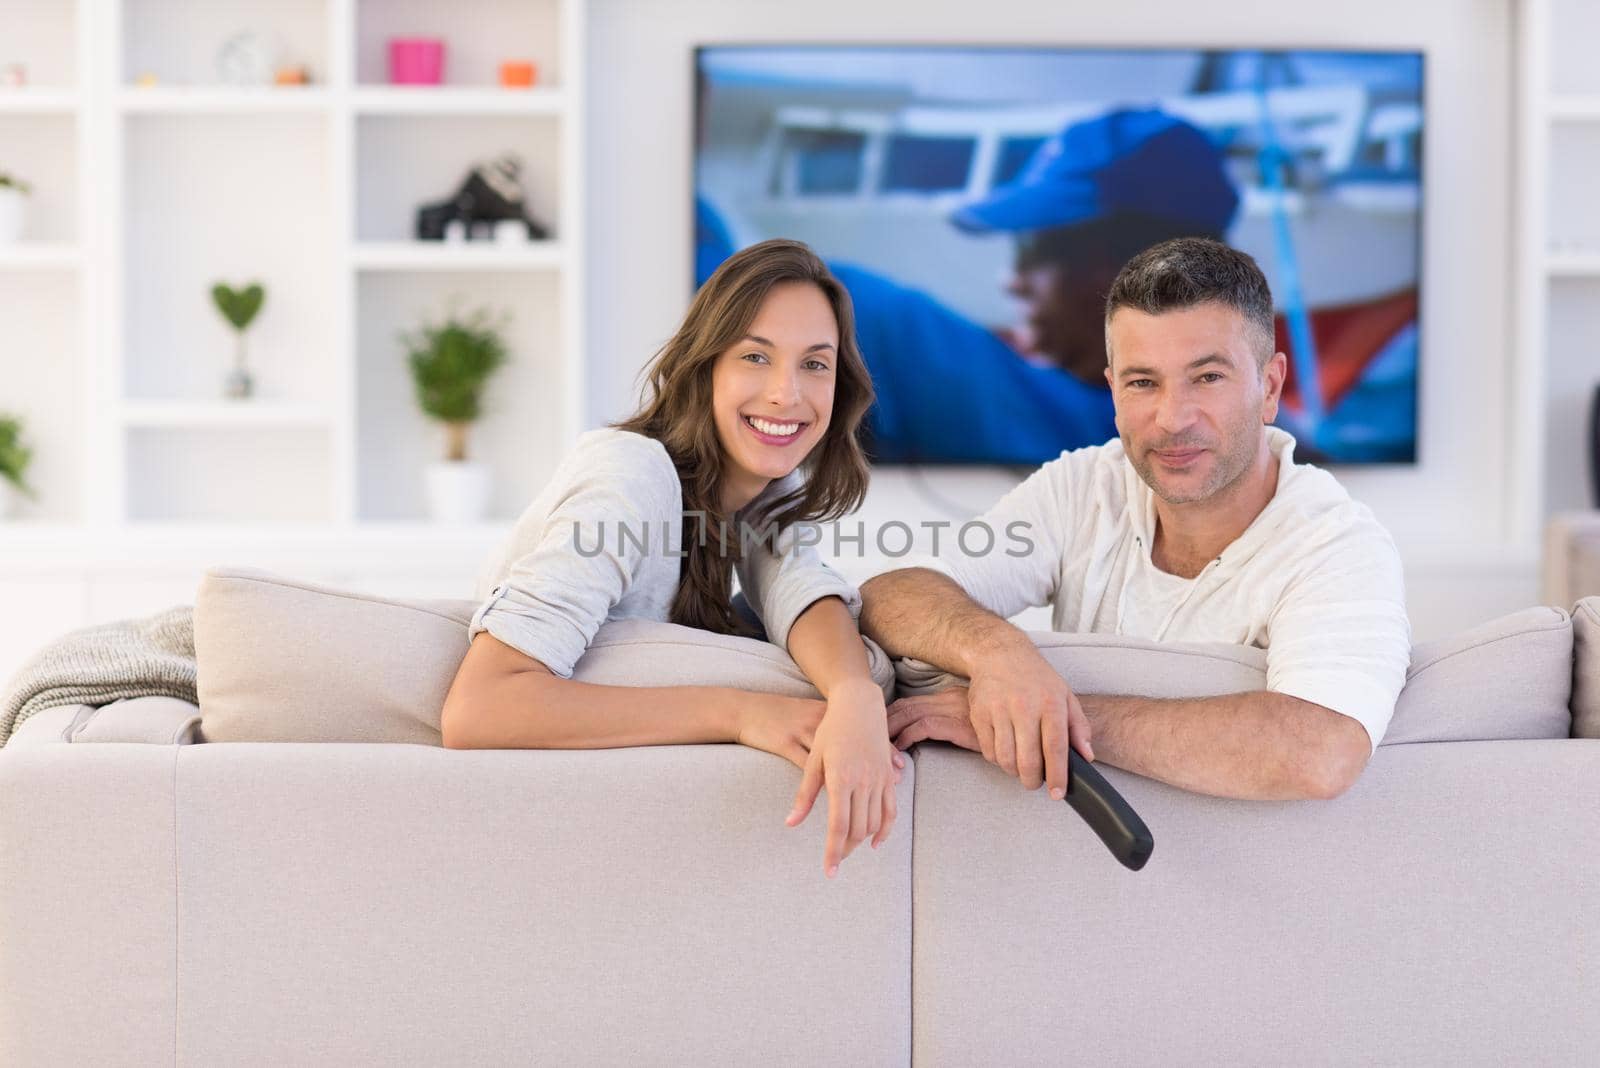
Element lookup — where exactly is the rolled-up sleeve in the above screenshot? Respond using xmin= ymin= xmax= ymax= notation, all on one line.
xmin=736 ymin=520 xmax=861 ymax=653
xmin=1266 ymin=522 xmax=1412 ymax=754
xmin=467 ymin=439 xmax=678 ymax=677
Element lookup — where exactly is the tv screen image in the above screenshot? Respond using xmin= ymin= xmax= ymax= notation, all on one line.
xmin=694 ymin=46 xmax=1423 ymax=465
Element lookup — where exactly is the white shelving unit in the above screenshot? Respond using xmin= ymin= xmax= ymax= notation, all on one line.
xmin=1 ymin=0 xmax=585 ymax=539
xmin=1515 ymin=0 xmax=1600 ymax=541
xmin=0 ymin=0 xmax=584 ymax=679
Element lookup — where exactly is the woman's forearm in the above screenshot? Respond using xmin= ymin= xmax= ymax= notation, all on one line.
xmin=784 ymin=596 xmax=878 ymax=702
xmin=447 ymin=668 xmax=766 ymax=750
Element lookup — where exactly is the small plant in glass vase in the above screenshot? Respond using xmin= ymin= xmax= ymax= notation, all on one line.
xmin=0 ymin=412 xmax=39 ymax=520
xmin=0 ymin=172 xmax=32 ymax=245
xmin=211 ymin=281 xmax=266 ymax=398
xmin=401 ymin=304 xmax=510 ymax=523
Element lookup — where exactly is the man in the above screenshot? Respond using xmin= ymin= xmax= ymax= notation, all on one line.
xmin=858 ymin=237 xmax=1411 ymax=802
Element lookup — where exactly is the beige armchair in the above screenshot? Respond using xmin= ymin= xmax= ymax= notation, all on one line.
xmin=1544 ymin=511 xmax=1600 ymax=607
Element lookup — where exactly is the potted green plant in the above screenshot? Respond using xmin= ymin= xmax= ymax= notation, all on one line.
xmin=0 ymin=412 xmax=39 ymax=519
xmin=400 ymin=304 xmax=510 ymax=522
xmin=0 ymin=172 xmax=32 ymax=244
xmin=211 ymin=281 xmax=266 ymax=398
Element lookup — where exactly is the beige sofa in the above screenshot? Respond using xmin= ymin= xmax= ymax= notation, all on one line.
xmin=3 ymin=573 xmax=1598 ymax=1066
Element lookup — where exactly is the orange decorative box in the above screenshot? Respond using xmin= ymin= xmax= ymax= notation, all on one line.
xmin=499 ymin=61 xmax=536 ymax=88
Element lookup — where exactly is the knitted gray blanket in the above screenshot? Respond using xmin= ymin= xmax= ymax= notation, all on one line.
xmin=0 ymin=604 xmax=197 ymax=748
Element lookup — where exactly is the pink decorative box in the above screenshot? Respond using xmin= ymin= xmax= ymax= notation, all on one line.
xmin=388 ymin=38 xmax=445 ymax=85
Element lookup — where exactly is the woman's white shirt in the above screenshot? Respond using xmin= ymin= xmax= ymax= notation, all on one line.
xmin=468 ymin=428 xmax=860 ymax=676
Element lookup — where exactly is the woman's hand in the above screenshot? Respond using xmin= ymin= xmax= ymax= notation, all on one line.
xmin=735 ymin=693 xmax=828 ymax=772
xmin=784 ymin=679 xmax=904 ymax=878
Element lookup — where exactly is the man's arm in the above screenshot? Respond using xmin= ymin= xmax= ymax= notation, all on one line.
xmin=858 ymin=448 xmax=1071 ymax=666
xmin=888 ymin=684 xmax=1371 ymax=801
xmin=1077 ymin=691 xmax=1373 ymax=801
xmin=858 ymin=567 xmax=1023 ymax=675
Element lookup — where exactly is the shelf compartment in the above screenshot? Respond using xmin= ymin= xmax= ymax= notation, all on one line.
xmin=1551 ymin=0 xmax=1600 ymax=97
xmin=121 ymin=0 xmax=330 ymax=90
xmin=125 ymin=425 xmax=334 ymax=522
xmin=5 ymin=0 xmax=78 ymax=89
xmin=355 ymin=270 xmax=564 ymax=522
xmin=355 ymin=0 xmax=562 ymax=89
xmin=122 ymin=111 xmax=335 ymax=404
xmin=354 ymin=113 xmax=559 ymax=243
xmin=0 ymin=271 xmax=85 ymax=523
xmin=1548 ymin=122 xmax=1600 ymax=254
xmin=0 ymin=114 xmax=80 ymax=243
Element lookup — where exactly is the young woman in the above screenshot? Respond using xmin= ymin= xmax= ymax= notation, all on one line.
xmin=442 ymin=238 xmax=900 ymax=879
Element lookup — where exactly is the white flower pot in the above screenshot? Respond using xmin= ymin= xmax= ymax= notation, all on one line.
xmin=0 ymin=187 xmax=26 ymax=244
xmin=424 ymin=460 xmax=492 ymax=523
xmin=0 ymin=480 xmax=22 ymax=520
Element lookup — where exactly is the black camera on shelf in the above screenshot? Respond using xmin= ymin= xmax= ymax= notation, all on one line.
xmin=415 ymin=152 xmax=550 ymax=242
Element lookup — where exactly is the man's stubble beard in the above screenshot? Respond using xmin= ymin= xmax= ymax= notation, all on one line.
xmin=1126 ymin=403 xmax=1264 ymax=507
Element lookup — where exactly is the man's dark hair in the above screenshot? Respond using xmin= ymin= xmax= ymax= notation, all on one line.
xmin=1103 ymin=237 xmax=1276 ymax=364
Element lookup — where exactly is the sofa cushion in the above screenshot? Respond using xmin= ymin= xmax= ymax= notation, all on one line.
xmin=1395 ymin=606 xmax=1572 ymax=743
xmin=1573 ymin=596 xmax=1600 ymax=739
xmin=194 ymin=566 xmax=894 ymax=745
xmin=894 ymin=605 xmax=1573 ymax=745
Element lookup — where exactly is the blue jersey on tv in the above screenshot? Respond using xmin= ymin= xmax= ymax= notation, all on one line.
xmin=826 ymin=264 xmax=1118 ymax=464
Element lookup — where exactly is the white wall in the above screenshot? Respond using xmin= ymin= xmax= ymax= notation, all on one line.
xmin=586 ymin=0 xmax=1534 ymax=640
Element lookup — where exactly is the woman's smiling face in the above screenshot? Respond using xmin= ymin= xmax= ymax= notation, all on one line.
xmin=710 ymin=280 xmax=839 ymax=507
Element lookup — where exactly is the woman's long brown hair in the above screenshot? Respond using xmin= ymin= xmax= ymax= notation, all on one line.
xmin=614 ymin=238 xmax=875 ymax=636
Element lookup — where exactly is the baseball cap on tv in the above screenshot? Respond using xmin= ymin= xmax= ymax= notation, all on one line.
xmin=951 ymin=108 xmax=1240 ymax=236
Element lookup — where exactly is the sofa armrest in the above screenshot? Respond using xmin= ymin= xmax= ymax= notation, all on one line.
xmin=0 ymin=741 xmax=179 ymax=1065
xmin=70 ymin=696 xmax=202 ymax=744
xmin=7 ymin=697 xmax=202 ymax=747
xmin=5 ymin=704 xmax=94 ymax=746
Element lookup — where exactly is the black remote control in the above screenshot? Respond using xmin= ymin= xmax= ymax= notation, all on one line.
xmin=1064 ymin=750 xmax=1154 ymax=871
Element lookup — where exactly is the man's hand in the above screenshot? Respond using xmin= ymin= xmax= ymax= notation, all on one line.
xmin=887 ymin=688 xmax=982 ymax=752
xmin=968 ymin=643 xmax=1093 ymax=799
xmin=897 ymin=643 xmax=1092 ymax=799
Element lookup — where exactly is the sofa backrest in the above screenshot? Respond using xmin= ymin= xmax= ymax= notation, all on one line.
xmin=896 ymin=605 xmax=1574 ymax=745
xmin=193 ymin=566 xmax=895 ymax=744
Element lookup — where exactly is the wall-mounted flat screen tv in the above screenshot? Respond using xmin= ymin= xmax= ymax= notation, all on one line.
xmin=695 ymin=46 xmax=1423 ymax=465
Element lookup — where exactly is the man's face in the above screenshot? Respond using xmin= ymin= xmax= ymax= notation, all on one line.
xmin=1104 ymin=301 xmax=1286 ymax=506
xmin=1004 ymin=246 xmax=1118 ymax=385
